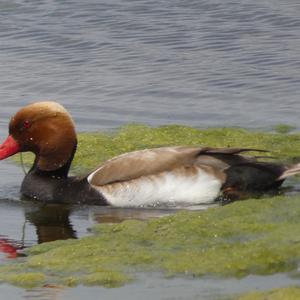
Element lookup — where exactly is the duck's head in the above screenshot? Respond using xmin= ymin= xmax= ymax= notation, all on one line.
xmin=0 ymin=101 xmax=77 ymax=172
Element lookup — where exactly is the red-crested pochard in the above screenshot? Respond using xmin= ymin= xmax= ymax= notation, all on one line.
xmin=0 ymin=101 xmax=299 ymax=207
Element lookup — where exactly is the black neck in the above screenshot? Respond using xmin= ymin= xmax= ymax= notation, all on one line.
xmin=29 ymin=144 xmax=77 ymax=178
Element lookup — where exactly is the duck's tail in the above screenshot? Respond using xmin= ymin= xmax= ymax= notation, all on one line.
xmin=278 ymin=164 xmax=300 ymax=180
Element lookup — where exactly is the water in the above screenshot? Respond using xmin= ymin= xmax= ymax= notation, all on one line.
xmin=0 ymin=0 xmax=299 ymax=135
xmin=1 ymin=273 xmax=299 ymax=300
xmin=0 ymin=0 xmax=300 ymax=298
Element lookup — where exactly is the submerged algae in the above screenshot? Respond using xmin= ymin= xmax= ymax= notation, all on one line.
xmin=273 ymin=124 xmax=296 ymax=135
xmin=14 ymin=124 xmax=300 ymax=172
xmin=237 ymin=287 xmax=300 ymax=300
xmin=1 ymin=195 xmax=300 ymax=287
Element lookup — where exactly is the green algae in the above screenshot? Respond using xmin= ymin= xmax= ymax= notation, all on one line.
xmin=2 ymin=195 xmax=300 ymax=287
xmin=13 ymin=124 xmax=300 ymax=172
xmin=273 ymin=124 xmax=296 ymax=135
xmin=0 ymin=272 xmax=46 ymax=288
xmin=236 ymin=287 xmax=300 ymax=300
xmin=4 ymin=124 xmax=300 ymax=289
xmin=83 ymin=271 xmax=131 ymax=287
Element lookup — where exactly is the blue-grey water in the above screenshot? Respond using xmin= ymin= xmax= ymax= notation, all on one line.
xmin=0 ymin=0 xmax=300 ymax=299
xmin=0 ymin=0 xmax=300 ymax=135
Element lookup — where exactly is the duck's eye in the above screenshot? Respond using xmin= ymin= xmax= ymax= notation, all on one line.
xmin=23 ymin=120 xmax=31 ymax=129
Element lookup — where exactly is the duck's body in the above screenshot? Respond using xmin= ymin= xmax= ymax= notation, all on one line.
xmin=88 ymin=147 xmax=225 ymax=207
xmin=20 ymin=147 xmax=223 ymax=206
xmin=0 ymin=101 xmax=298 ymax=207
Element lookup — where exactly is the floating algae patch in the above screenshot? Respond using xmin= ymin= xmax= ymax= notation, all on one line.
xmin=83 ymin=271 xmax=131 ymax=287
xmin=12 ymin=124 xmax=300 ymax=173
xmin=273 ymin=124 xmax=296 ymax=135
xmin=236 ymin=286 xmax=300 ymax=300
xmin=0 ymin=272 xmax=46 ymax=288
xmin=1 ymin=195 xmax=300 ymax=287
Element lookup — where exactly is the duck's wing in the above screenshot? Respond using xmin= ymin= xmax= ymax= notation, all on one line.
xmin=87 ymin=146 xmax=265 ymax=186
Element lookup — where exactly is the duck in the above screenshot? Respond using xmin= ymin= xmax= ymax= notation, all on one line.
xmin=0 ymin=101 xmax=299 ymax=207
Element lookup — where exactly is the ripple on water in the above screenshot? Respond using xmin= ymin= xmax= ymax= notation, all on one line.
xmin=0 ymin=0 xmax=299 ymax=135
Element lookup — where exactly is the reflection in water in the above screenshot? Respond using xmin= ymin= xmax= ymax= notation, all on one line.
xmin=22 ymin=201 xmax=174 ymax=245
xmin=0 ymin=203 xmax=184 ymax=259
xmin=91 ymin=206 xmax=173 ymax=224
xmin=24 ymin=285 xmax=65 ymax=300
xmin=0 ymin=197 xmax=177 ymax=261
xmin=23 ymin=203 xmax=174 ymax=243
xmin=24 ymin=204 xmax=77 ymax=244
xmin=0 ymin=237 xmax=22 ymax=259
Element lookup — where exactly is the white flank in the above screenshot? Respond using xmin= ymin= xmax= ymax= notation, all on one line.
xmin=91 ymin=168 xmax=222 ymax=208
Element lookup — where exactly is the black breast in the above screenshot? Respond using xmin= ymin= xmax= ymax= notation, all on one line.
xmin=21 ymin=172 xmax=107 ymax=205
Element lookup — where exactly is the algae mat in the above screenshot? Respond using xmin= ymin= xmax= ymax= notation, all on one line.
xmin=237 ymin=286 xmax=300 ymax=300
xmin=1 ymin=195 xmax=300 ymax=290
xmin=5 ymin=125 xmax=300 ymax=298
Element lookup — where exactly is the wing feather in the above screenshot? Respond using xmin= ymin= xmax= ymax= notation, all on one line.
xmin=87 ymin=146 xmax=265 ymax=186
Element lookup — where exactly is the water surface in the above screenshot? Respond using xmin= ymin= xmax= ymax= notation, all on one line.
xmin=0 ymin=0 xmax=299 ymax=136
xmin=0 ymin=273 xmax=300 ymax=300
